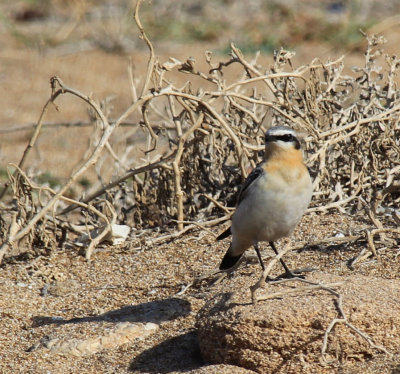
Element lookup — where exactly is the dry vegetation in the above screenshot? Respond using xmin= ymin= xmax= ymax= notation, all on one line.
xmin=0 ymin=0 xmax=400 ymax=373
xmin=0 ymin=1 xmax=399 ymax=265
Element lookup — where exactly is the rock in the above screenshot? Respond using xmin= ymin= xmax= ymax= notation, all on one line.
xmin=196 ymin=273 xmax=400 ymax=373
xmin=74 ymin=223 xmax=131 ymax=247
xmin=46 ymin=279 xmax=80 ymax=297
xmin=46 ymin=322 xmax=158 ymax=356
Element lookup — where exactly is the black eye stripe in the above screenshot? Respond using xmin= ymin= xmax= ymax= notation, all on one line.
xmin=265 ymin=133 xmax=301 ymax=149
xmin=279 ymin=134 xmax=293 ymax=141
xmin=265 ymin=134 xmax=295 ymax=142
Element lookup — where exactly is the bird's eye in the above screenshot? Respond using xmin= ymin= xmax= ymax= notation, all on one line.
xmin=265 ymin=133 xmax=297 ymax=143
xmin=280 ymin=134 xmax=293 ymax=142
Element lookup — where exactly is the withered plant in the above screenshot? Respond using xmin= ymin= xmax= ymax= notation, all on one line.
xmin=0 ymin=1 xmax=399 ymax=264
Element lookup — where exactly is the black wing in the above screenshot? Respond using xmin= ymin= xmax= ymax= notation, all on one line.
xmin=216 ymin=226 xmax=231 ymax=241
xmin=236 ymin=164 xmax=264 ymax=205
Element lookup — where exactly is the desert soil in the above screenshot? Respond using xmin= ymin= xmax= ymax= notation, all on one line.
xmin=1 ymin=212 xmax=400 ymax=373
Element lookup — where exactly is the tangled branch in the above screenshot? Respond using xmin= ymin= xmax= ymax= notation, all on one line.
xmin=0 ymin=1 xmax=399 ymax=263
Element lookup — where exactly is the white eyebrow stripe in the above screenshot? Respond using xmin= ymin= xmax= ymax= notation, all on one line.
xmin=266 ymin=126 xmax=296 ymax=137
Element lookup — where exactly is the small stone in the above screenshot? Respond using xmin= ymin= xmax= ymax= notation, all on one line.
xmin=47 ymin=279 xmax=80 ymax=297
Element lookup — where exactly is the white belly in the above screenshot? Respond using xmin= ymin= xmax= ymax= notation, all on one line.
xmin=231 ymin=172 xmax=312 ymax=245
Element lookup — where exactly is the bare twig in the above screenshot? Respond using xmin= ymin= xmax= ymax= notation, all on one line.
xmin=0 ymin=77 xmax=113 ymax=259
xmin=134 ymin=0 xmax=156 ymax=97
xmin=58 ymin=149 xmax=178 ymax=216
xmin=146 ymin=215 xmax=231 ymax=245
xmin=320 ymin=292 xmax=390 ymax=364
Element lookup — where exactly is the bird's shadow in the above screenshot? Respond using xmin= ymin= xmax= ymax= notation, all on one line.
xmin=31 ymin=297 xmax=191 ymax=327
xmin=298 ymin=239 xmax=368 ymax=270
xmin=298 ymin=242 xmax=351 ymax=254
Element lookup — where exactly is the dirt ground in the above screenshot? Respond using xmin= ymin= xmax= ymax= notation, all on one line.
xmin=1 ymin=1 xmax=400 ymax=373
xmin=1 ymin=212 xmax=400 ymax=374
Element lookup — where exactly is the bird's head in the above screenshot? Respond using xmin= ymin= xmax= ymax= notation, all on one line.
xmin=264 ymin=126 xmax=301 ymax=157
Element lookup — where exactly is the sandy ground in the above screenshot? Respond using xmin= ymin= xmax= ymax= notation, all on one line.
xmin=1 ymin=211 xmax=399 ymax=373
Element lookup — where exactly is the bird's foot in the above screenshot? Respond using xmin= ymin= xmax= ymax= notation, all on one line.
xmin=281 ymin=270 xmax=306 ymax=279
xmin=266 ymin=267 xmax=317 ymax=282
xmin=264 ymin=273 xmax=302 ymax=282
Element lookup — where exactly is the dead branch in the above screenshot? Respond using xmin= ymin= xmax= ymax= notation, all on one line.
xmin=1 ymin=2 xmax=399 ymax=264
xmin=145 ymin=215 xmax=231 ymax=245
xmin=58 ymin=149 xmax=178 ymax=216
xmin=0 ymin=77 xmax=114 ymax=261
xmin=134 ymin=0 xmax=156 ymax=97
xmin=320 ymin=289 xmax=390 ymax=364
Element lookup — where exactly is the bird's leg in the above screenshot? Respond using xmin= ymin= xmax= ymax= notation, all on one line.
xmin=269 ymin=242 xmax=305 ymax=279
xmin=253 ymin=242 xmax=265 ymax=271
xmin=253 ymin=242 xmax=277 ymax=282
xmin=250 ymin=242 xmax=293 ymax=303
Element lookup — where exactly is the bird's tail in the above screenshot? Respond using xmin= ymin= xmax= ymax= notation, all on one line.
xmin=219 ymin=244 xmax=243 ymax=270
xmin=216 ymin=226 xmax=231 ymax=241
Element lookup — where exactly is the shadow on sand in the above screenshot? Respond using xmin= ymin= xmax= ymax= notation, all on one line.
xmin=31 ymin=296 xmax=191 ymax=327
xmin=129 ymin=330 xmax=204 ymax=373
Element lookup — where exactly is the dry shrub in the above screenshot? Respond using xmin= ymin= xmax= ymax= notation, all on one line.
xmin=0 ymin=2 xmax=399 ymax=263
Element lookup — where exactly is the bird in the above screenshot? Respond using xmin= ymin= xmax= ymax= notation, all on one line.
xmin=217 ymin=125 xmax=313 ymax=278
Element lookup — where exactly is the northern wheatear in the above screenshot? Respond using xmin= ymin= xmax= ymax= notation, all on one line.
xmin=218 ymin=126 xmax=312 ymax=278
